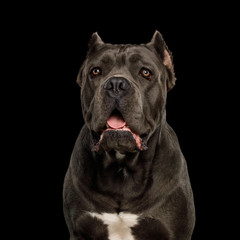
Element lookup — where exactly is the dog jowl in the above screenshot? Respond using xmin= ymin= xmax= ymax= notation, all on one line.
xmin=63 ymin=31 xmax=195 ymax=240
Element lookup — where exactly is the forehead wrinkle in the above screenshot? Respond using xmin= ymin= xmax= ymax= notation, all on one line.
xmin=128 ymin=53 xmax=156 ymax=71
xmin=128 ymin=53 xmax=142 ymax=63
xmin=116 ymin=51 xmax=127 ymax=67
xmin=101 ymin=54 xmax=114 ymax=64
xmin=95 ymin=47 xmax=124 ymax=65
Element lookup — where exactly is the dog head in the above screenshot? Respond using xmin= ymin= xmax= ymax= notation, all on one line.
xmin=77 ymin=31 xmax=176 ymax=153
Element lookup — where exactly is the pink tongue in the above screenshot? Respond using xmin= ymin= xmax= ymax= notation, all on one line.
xmin=107 ymin=115 xmax=126 ymax=129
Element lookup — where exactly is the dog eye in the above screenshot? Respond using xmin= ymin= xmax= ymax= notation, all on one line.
xmin=90 ymin=67 xmax=102 ymax=78
xmin=140 ymin=68 xmax=152 ymax=80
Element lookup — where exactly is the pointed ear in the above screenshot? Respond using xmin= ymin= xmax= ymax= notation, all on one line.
xmin=77 ymin=33 xmax=104 ymax=87
xmin=88 ymin=32 xmax=104 ymax=54
xmin=148 ymin=31 xmax=176 ymax=91
xmin=149 ymin=31 xmax=166 ymax=60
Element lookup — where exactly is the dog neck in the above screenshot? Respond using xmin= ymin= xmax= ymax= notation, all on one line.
xmin=88 ymin=125 xmax=165 ymax=201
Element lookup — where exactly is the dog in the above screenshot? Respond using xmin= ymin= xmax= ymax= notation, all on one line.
xmin=63 ymin=31 xmax=195 ymax=240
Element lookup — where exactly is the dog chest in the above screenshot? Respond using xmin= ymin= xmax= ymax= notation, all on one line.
xmin=89 ymin=212 xmax=139 ymax=240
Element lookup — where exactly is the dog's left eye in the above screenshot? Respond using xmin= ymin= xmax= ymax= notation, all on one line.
xmin=90 ymin=67 xmax=102 ymax=78
xmin=140 ymin=68 xmax=152 ymax=80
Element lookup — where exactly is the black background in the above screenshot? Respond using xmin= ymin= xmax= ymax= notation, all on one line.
xmin=6 ymin=3 xmax=234 ymax=240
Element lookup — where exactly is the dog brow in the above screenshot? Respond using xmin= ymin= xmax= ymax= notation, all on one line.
xmin=129 ymin=53 xmax=141 ymax=63
xmin=101 ymin=55 xmax=114 ymax=64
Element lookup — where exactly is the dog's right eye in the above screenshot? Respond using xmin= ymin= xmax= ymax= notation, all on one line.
xmin=90 ymin=67 xmax=102 ymax=78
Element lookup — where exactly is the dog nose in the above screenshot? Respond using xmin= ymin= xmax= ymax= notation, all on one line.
xmin=104 ymin=77 xmax=130 ymax=97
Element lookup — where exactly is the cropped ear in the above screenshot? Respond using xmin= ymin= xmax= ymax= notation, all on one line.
xmin=148 ymin=31 xmax=176 ymax=91
xmin=87 ymin=32 xmax=104 ymax=55
xmin=76 ymin=33 xmax=104 ymax=87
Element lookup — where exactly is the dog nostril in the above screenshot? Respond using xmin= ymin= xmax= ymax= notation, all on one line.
xmin=104 ymin=77 xmax=130 ymax=93
xmin=119 ymin=81 xmax=129 ymax=90
xmin=104 ymin=81 xmax=113 ymax=90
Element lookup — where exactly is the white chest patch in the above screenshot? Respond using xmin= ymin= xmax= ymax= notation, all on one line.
xmin=89 ymin=212 xmax=139 ymax=240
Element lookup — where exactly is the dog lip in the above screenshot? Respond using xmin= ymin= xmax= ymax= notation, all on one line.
xmin=91 ymin=109 xmax=149 ymax=151
xmin=99 ymin=124 xmax=144 ymax=151
xmin=91 ymin=122 xmax=149 ymax=152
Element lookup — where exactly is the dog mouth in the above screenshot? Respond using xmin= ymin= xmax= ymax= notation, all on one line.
xmin=91 ymin=109 xmax=148 ymax=152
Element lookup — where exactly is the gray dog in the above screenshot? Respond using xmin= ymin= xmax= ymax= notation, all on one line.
xmin=63 ymin=31 xmax=195 ymax=240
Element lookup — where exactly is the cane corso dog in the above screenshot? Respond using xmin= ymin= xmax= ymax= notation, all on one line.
xmin=63 ymin=31 xmax=195 ymax=240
